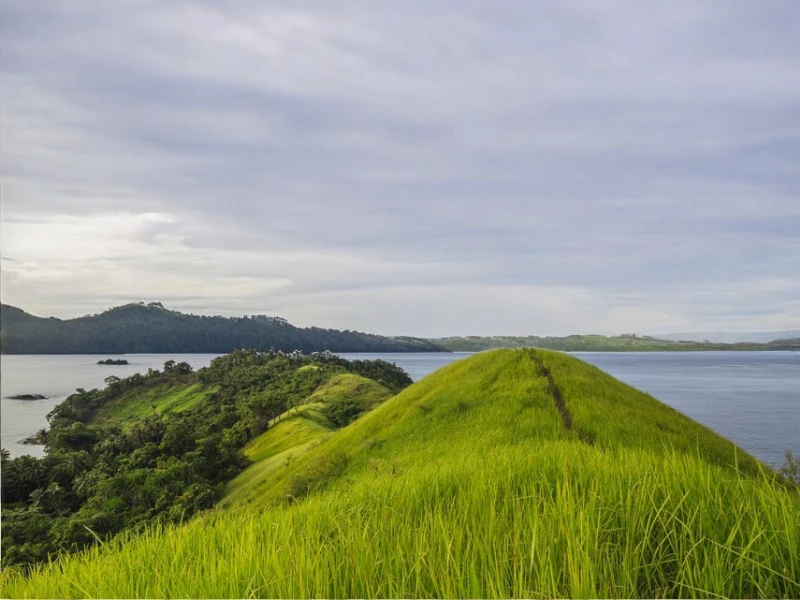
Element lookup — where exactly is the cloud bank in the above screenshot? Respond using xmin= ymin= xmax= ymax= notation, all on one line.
xmin=2 ymin=0 xmax=799 ymax=336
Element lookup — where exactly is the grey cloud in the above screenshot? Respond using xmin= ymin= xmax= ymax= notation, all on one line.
xmin=1 ymin=0 xmax=799 ymax=334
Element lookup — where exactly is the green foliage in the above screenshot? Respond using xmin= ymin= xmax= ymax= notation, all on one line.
xmin=311 ymin=374 xmax=394 ymax=426
xmin=0 ymin=351 xmax=409 ymax=571
xmin=321 ymin=398 xmax=365 ymax=427
xmin=780 ymin=450 xmax=800 ymax=487
xmin=0 ymin=302 xmax=445 ymax=353
xmin=2 ymin=350 xmax=798 ymax=598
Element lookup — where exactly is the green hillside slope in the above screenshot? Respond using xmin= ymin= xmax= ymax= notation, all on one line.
xmin=219 ymin=348 xmax=764 ymax=510
xmin=3 ymin=350 xmax=798 ymax=598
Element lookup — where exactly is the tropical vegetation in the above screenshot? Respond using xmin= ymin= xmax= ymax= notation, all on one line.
xmin=2 ymin=349 xmax=798 ymax=598
xmin=0 ymin=350 xmax=410 ymax=569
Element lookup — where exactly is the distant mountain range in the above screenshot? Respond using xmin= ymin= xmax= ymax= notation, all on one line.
xmin=0 ymin=303 xmax=445 ymax=354
xmin=653 ymin=330 xmax=800 ymax=344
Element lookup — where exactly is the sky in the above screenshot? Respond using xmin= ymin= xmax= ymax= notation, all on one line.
xmin=1 ymin=0 xmax=799 ymax=337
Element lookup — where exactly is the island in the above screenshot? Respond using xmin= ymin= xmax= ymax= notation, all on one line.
xmin=97 ymin=359 xmax=129 ymax=365
xmin=6 ymin=394 xmax=48 ymax=400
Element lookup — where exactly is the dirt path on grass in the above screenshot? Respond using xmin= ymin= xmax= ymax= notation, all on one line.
xmin=529 ymin=351 xmax=572 ymax=431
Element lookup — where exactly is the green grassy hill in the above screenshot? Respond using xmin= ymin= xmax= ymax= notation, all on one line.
xmin=3 ymin=350 xmax=798 ymax=598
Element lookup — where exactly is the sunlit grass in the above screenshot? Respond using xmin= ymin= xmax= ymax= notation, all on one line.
xmin=222 ymin=404 xmax=334 ymax=504
xmin=304 ymin=373 xmax=392 ymax=410
xmin=3 ymin=349 xmax=797 ymax=598
xmin=4 ymin=445 xmax=797 ymax=598
xmin=92 ymin=382 xmax=215 ymax=423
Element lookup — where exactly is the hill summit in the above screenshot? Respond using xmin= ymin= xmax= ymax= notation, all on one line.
xmin=2 ymin=350 xmax=797 ymax=598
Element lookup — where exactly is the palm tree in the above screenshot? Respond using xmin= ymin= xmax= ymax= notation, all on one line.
xmin=72 ymin=471 xmax=95 ymax=499
xmin=17 ymin=455 xmax=43 ymax=485
xmin=43 ymin=482 xmax=65 ymax=515
xmin=56 ymin=451 xmax=89 ymax=479
xmin=29 ymin=487 xmax=44 ymax=509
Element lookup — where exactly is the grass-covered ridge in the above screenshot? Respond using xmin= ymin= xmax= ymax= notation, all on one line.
xmin=3 ymin=349 xmax=797 ymax=598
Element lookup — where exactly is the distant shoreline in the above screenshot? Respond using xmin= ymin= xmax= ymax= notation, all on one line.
xmin=429 ymin=335 xmax=800 ymax=353
xmin=2 ymin=346 xmax=799 ymax=356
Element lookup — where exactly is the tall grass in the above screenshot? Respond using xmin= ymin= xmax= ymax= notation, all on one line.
xmin=3 ymin=444 xmax=797 ymax=598
xmin=4 ymin=349 xmax=797 ymax=598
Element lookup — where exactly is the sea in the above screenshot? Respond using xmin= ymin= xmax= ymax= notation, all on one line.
xmin=1 ymin=351 xmax=797 ymax=467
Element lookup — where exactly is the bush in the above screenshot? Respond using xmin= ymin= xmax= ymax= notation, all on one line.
xmin=322 ymin=398 xmax=366 ymax=427
xmin=780 ymin=450 xmax=800 ymax=487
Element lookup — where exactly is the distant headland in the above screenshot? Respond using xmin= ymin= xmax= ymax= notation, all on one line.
xmin=0 ymin=302 xmax=446 ymax=354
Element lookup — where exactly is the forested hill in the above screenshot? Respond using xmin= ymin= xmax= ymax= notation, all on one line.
xmin=0 ymin=303 xmax=445 ymax=354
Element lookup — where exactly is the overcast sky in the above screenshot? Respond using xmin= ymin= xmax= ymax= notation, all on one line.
xmin=1 ymin=0 xmax=799 ymax=337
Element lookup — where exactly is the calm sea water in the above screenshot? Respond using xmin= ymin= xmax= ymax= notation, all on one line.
xmin=573 ymin=351 xmax=799 ymax=469
xmin=1 ymin=352 xmax=797 ymax=466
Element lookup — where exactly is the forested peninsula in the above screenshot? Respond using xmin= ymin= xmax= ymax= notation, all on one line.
xmin=0 ymin=303 xmax=444 ymax=354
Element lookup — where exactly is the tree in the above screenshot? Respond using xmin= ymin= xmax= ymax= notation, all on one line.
xmin=72 ymin=471 xmax=96 ymax=499
xmin=175 ymin=362 xmax=193 ymax=375
xmin=56 ymin=451 xmax=90 ymax=479
xmin=104 ymin=375 xmax=121 ymax=387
